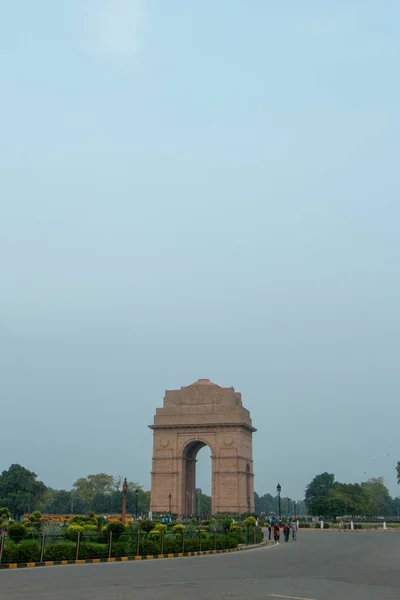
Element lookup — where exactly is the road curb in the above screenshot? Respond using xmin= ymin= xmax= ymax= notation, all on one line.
xmin=0 ymin=541 xmax=273 ymax=570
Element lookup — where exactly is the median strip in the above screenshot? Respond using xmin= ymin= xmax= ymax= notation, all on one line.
xmin=0 ymin=541 xmax=274 ymax=570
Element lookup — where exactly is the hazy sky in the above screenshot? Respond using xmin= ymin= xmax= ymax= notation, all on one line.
xmin=1 ymin=1 xmax=399 ymax=502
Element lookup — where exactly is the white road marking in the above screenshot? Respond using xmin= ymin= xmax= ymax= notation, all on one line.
xmin=269 ymin=595 xmax=316 ymax=600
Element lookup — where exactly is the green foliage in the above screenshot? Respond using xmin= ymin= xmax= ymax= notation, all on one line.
xmin=65 ymin=525 xmax=83 ymax=541
xmin=7 ymin=523 xmax=28 ymax=542
xmin=172 ymin=524 xmax=185 ymax=538
xmin=154 ymin=523 xmax=167 ymax=533
xmin=83 ymin=524 xmax=97 ymax=532
xmin=222 ymin=519 xmax=232 ymax=532
xmin=44 ymin=542 xmax=77 ymax=561
xmin=2 ymin=540 xmax=18 ymax=563
xmin=16 ymin=540 xmax=41 ymax=562
xmin=0 ymin=464 xmax=47 ymax=518
xmin=0 ymin=507 xmax=10 ymax=521
xmin=106 ymin=521 xmax=125 ymax=538
xmin=79 ymin=542 xmax=108 ymax=559
xmin=40 ymin=521 xmax=64 ymax=545
xmin=139 ymin=519 xmax=155 ymax=532
xmin=73 ymin=474 xmax=115 ymax=509
xmin=305 ymin=472 xmax=335 ymax=516
xmin=244 ymin=516 xmax=256 ymax=527
xmin=397 ymin=462 xmax=400 ymax=485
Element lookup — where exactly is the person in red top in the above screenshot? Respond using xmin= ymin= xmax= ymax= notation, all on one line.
xmin=273 ymin=522 xmax=280 ymax=543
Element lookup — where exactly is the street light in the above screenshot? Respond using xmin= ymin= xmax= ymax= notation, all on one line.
xmin=277 ymin=483 xmax=281 ymax=519
xmin=168 ymin=493 xmax=172 ymax=515
xmin=135 ymin=489 xmax=139 ymax=520
xmin=197 ymin=490 xmax=201 ymax=520
xmin=294 ymin=501 xmax=297 ymax=519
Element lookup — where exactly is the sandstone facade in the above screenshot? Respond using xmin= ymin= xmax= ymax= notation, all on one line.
xmin=149 ymin=379 xmax=256 ymax=515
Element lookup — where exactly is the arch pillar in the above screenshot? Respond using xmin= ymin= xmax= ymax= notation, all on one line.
xmin=149 ymin=379 xmax=256 ymax=515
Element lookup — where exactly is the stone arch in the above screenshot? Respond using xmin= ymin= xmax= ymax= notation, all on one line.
xmin=149 ymin=379 xmax=256 ymax=515
xmin=181 ymin=439 xmax=213 ymax=516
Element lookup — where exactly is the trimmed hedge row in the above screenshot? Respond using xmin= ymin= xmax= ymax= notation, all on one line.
xmin=1 ymin=533 xmax=250 ymax=564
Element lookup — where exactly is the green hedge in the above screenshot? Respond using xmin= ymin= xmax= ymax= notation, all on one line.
xmin=1 ymin=531 xmax=251 ymax=564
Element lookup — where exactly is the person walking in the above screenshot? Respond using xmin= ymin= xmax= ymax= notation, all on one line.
xmin=291 ymin=520 xmax=297 ymax=541
xmin=267 ymin=520 xmax=272 ymax=540
xmin=283 ymin=523 xmax=290 ymax=542
xmin=273 ymin=522 xmax=280 ymax=543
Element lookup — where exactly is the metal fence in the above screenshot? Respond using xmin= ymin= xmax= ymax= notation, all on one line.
xmin=0 ymin=528 xmax=263 ymax=565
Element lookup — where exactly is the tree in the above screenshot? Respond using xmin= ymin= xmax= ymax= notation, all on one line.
xmin=0 ymin=464 xmax=47 ymax=518
xmin=396 ymin=462 xmax=400 ymax=485
xmin=73 ymin=474 xmax=115 ymax=510
xmin=361 ymin=478 xmax=391 ymax=516
xmin=305 ymin=473 xmax=335 ymax=517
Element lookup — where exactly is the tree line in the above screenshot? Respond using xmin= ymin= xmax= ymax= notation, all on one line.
xmin=305 ymin=472 xmax=400 ymax=518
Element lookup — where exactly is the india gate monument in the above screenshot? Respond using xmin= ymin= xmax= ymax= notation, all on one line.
xmin=149 ymin=379 xmax=256 ymax=515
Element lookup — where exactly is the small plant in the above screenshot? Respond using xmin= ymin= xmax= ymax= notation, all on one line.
xmin=106 ymin=521 xmax=125 ymax=538
xmin=40 ymin=521 xmax=64 ymax=547
xmin=139 ymin=520 xmax=155 ymax=532
xmin=7 ymin=523 xmax=28 ymax=543
xmin=65 ymin=525 xmax=84 ymax=541
xmin=172 ymin=524 xmax=185 ymax=538
xmin=244 ymin=516 xmax=256 ymax=528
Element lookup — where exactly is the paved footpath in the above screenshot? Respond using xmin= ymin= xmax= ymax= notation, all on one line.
xmin=1 ymin=531 xmax=400 ymax=600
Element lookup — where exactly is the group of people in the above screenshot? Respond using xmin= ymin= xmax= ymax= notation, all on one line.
xmin=267 ymin=517 xmax=297 ymax=543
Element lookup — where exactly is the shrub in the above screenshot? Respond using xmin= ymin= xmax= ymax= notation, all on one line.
xmin=222 ymin=519 xmax=232 ymax=532
xmin=111 ymin=541 xmax=129 ymax=557
xmin=44 ymin=542 xmax=77 ymax=561
xmin=244 ymin=516 xmax=256 ymax=527
xmin=79 ymin=543 xmax=108 ymax=559
xmin=301 ymin=523 xmax=310 ymax=528
xmin=7 ymin=523 xmax=28 ymax=543
xmin=139 ymin=520 xmax=155 ymax=532
xmin=106 ymin=521 xmax=125 ymax=539
xmin=65 ymin=525 xmax=84 ymax=541
xmin=16 ymin=540 xmax=41 ymax=563
xmin=29 ymin=511 xmax=42 ymax=528
xmin=2 ymin=540 xmax=18 ymax=564
xmin=172 ymin=524 xmax=185 ymax=538
xmin=139 ymin=538 xmax=160 ymax=556
xmin=324 ymin=522 xmax=330 ymax=529
xmin=40 ymin=521 xmax=64 ymax=547
xmin=154 ymin=523 xmax=167 ymax=533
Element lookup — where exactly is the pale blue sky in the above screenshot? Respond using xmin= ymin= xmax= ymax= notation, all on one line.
xmin=1 ymin=1 xmax=399 ymax=501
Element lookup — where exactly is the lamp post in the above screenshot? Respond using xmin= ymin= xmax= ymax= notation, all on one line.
xmin=121 ymin=478 xmax=128 ymax=524
xmin=135 ymin=489 xmax=139 ymax=520
xmin=197 ymin=490 xmax=201 ymax=520
xmin=168 ymin=493 xmax=172 ymax=516
xmin=294 ymin=501 xmax=297 ymax=519
xmin=277 ymin=483 xmax=281 ymax=519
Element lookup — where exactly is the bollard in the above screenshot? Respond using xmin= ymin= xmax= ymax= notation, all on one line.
xmin=297 ymin=520 xmax=300 ymax=530
xmin=351 ymin=521 xmax=354 ymax=530
xmin=108 ymin=531 xmax=113 ymax=559
xmin=383 ymin=521 xmax=387 ymax=531
xmin=321 ymin=520 xmax=324 ymax=529
xmin=76 ymin=531 xmax=81 ymax=561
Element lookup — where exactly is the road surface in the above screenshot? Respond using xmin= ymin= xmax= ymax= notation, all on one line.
xmin=1 ymin=531 xmax=399 ymax=599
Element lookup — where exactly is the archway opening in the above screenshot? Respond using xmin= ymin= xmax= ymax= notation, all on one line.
xmin=182 ymin=441 xmax=212 ymax=518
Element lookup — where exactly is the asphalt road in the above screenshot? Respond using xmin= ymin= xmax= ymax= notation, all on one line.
xmin=1 ymin=532 xmax=399 ymax=600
